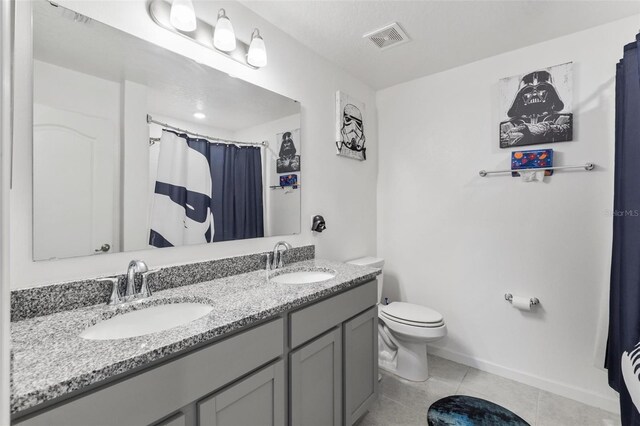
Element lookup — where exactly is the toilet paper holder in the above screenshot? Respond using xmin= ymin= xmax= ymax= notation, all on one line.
xmin=504 ymin=293 xmax=539 ymax=307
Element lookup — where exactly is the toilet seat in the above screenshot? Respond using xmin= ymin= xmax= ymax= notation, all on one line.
xmin=381 ymin=312 xmax=445 ymax=328
xmin=380 ymin=302 xmax=444 ymax=328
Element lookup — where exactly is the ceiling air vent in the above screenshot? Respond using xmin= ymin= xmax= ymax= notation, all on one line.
xmin=363 ymin=22 xmax=410 ymax=50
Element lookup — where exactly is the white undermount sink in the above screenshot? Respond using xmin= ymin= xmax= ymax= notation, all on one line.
xmin=79 ymin=303 xmax=213 ymax=340
xmin=270 ymin=270 xmax=336 ymax=285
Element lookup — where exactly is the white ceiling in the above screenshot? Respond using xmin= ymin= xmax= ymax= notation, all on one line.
xmin=33 ymin=1 xmax=299 ymax=132
xmin=242 ymin=0 xmax=640 ymax=90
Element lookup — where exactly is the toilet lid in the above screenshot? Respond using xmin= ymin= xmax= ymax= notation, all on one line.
xmin=381 ymin=302 xmax=444 ymax=327
xmin=347 ymin=257 xmax=384 ymax=269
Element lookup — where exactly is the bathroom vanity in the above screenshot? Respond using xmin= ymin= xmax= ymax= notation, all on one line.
xmin=10 ymin=258 xmax=380 ymax=426
xmin=9 ymin=3 xmax=381 ymax=424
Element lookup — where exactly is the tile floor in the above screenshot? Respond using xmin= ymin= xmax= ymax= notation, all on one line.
xmin=357 ymin=355 xmax=621 ymax=426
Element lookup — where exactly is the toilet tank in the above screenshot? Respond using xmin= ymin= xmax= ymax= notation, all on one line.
xmin=347 ymin=257 xmax=384 ymax=303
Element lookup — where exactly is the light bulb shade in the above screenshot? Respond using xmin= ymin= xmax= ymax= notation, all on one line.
xmin=247 ymin=33 xmax=267 ymax=68
xmin=213 ymin=10 xmax=236 ymax=52
xmin=169 ymin=0 xmax=196 ymax=32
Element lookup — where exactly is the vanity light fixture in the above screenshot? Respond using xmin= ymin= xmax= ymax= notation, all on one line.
xmin=213 ymin=9 xmax=236 ymax=52
xmin=169 ymin=0 xmax=196 ymax=32
xmin=247 ymin=28 xmax=267 ymax=68
xmin=193 ymin=112 xmax=206 ymax=119
xmin=148 ymin=0 xmax=263 ymax=70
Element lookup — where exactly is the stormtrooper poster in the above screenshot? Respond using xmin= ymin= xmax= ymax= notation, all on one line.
xmin=276 ymin=128 xmax=300 ymax=173
xmin=336 ymin=91 xmax=366 ymax=161
xmin=499 ymin=62 xmax=573 ymax=148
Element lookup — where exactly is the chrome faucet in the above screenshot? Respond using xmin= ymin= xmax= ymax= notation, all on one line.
xmin=271 ymin=241 xmax=292 ymax=269
xmin=100 ymin=260 xmax=152 ymax=306
xmin=126 ymin=260 xmax=149 ymax=300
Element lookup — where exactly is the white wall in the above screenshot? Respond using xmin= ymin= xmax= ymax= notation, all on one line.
xmin=11 ymin=0 xmax=377 ymax=288
xmin=0 ymin=0 xmax=13 ymax=422
xmin=377 ymin=15 xmax=639 ymax=412
xmin=121 ymin=80 xmax=149 ymax=252
xmin=234 ymin=114 xmax=301 ymax=237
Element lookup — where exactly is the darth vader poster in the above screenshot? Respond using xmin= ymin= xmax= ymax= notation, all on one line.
xmin=499 ymin=62 xmax=573 ymax=148
xmin=276 ymin=128 xmax=300 ymax=173
xmin=336 ymin=91 xmax=366 ymax=161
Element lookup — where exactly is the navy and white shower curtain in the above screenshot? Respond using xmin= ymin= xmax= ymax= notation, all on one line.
xmin=606 ymin=33 xmax=640 ymax=426
xmin=149 ymin=129 xmax=264 ymax=248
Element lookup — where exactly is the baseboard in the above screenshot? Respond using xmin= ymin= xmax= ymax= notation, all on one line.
xmin=427 ymin=346 xmax=620 ymax=415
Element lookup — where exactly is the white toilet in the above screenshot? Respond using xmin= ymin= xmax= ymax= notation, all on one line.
xmin=347 ymin=257 xmax=447 ymax=382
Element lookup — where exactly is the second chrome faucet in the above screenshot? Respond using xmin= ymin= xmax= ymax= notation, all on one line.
xmin=265 ymin=241 xmax=293 ymax=278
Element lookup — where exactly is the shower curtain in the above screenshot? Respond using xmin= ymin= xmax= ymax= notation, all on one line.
xmin=149 ymin=130 xmax=264 ymax=248
xmin=606 ymin=33 xmax=640 ymax=426
xmin=209 ymin=143 xmax=264 ymax=242
xmin=149 ymin=130 xmax=213 ymax=248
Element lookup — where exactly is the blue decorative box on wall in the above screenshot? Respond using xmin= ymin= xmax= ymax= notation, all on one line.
xmin=511 ymin=149 xmax=553 ymax=177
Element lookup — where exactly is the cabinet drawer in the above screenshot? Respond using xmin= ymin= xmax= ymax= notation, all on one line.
xmin=289 ymin=280 xmax=376 ymax=348
xmin=16 ymin=318 xmax=284 ymax=426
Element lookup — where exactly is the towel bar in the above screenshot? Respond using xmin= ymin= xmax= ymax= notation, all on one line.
xmin=479 ymin=163 xmax=595 ymax=177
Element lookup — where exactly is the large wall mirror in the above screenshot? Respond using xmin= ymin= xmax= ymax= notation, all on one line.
xmin=31 ymin=1 xmax=301 ymax=261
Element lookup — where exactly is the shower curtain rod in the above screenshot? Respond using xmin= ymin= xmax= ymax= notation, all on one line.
xmin=146 ymin=114 xmax=269 ymax=148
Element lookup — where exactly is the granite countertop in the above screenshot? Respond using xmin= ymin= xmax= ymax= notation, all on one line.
xmin=10 ymin=259 xmax=380 ymax=414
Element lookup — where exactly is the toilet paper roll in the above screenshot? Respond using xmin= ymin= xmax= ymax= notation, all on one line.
xmin=511 ymin=296 xmax=532 ymax=311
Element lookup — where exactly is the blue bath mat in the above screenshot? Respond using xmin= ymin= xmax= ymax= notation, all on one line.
xmin=427 ymin=395 xmax=530 ymax=426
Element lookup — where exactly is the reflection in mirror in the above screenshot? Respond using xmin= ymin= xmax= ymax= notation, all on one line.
xmin=31 ymin=1 xmax=301 ymax=261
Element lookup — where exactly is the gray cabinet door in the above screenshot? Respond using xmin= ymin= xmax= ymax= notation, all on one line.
xmin=344 ymin=307 xmax=378 ymax=425
xmin=290 ymin=327 xmax=342 ymax=426
xmin=198 ymin=360 xmax=285 ymax=426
